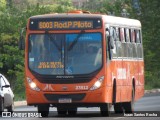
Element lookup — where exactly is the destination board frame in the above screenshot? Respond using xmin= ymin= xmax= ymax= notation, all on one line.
xmin=29 ymin=18 xmax=102 ymax=30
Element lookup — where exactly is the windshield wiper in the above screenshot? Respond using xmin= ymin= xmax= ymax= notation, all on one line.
xmin=68 ymin=30 xmax=85 ymax=51
xmin=45 ymin=31 xmax=61 ymax=51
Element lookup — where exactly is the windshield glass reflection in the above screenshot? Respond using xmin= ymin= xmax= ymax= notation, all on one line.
xmin=28 ymin=33 xmax=102 ymax=75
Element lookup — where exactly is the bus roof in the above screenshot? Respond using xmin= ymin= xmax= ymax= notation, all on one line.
xmin=29 ymin=13 xmax=102 ymax=19
xmin=102 ymin=15 xmax=141 ymax=28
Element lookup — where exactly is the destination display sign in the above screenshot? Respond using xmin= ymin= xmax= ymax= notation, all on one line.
xmin=29 ymin=18 xmax=102 ymax=30
xmin=39 ymin=21 xmax=93 ymax=29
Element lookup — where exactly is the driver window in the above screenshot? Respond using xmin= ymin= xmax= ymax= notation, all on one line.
xmin=110 ymin=27 xmax=117 ymax=59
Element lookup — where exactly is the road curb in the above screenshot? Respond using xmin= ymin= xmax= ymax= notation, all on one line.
xmin=14 ymin=100 xmax=27 ymax=107
xmin=144 ymin=89 xmax=160 ymax=94
xmin=14 ymin=89 xmax=160 ymax=107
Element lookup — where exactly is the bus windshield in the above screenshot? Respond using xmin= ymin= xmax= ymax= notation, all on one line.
xmin=28 ymin=33 xmax=102 ymax=75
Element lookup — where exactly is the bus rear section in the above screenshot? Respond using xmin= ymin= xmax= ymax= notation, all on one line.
xmin=103 ymin=16 xmax=144 ymax=114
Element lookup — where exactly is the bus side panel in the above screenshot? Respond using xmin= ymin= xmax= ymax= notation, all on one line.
xmin=135 ymin=61 xmax=144 ymax=101
xmin=106 ymin=60 xmax=122 ymax=103
xmin=108 ymin=59 xmax=144 ymax=103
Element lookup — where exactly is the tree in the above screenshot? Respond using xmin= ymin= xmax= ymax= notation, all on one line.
xmin=138 ymin=0 xmax=160 ymax=89
xmin=0 ymin=0 xmax=6 ymax=11
xmin=81 ymin=0 xmax=131 ymax=16
xmin=0 ymin=0 xmax=75 ymax=100
xmin=6 ymin=0 xmax=13 ymax=8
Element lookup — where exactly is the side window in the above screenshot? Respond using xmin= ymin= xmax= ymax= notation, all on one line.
xmin=3 ymin=76 xmax=10 ymax=85
xmin=110 ymin=27 xmax=117 ymax=41
xmin=125 ymin=28 xmax=130 ymax=42
xmin=135 ymin=30 xmax=141 ymax=43
xmin=128 ymin=29 xmax=133 ymax=58
xmin=136 ymin=30 xmax=143 ymax=58
xmin=131 ymin=29 xmax=136 ymax=43
xmin=120 ymin=28 xmax=125 ymax=42
xmin=132 ymin=29 xmax=137 ymax=58
xmin=120 ymin=28 xmax=127 ymax=58
xmin=1 ymin=76 xmax=6 ymax=87
xmin=105 ymin=25 xmax=111 ymax=60
xmin=116 ymin=27 xmax=120 ymax=41
xmin=110 ymin=27 xmax=117 ymax=58
xmin=115 ymin=27 xmax=122 ymax=58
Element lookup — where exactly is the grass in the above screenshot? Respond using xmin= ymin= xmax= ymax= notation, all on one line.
xmin=14 ymin=93 xmax=26 ymax=101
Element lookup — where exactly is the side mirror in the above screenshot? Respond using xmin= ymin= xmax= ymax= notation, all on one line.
xmin=19 ymin=28 xmax=25 ymax=50
xmin=1 ymin=85 xmax=10 ymax=90
xmin=4 ymin=85 xmax=10 ymax=88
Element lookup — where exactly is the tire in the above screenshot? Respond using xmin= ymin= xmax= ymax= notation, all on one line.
xmin=112 ymin=80 xmax=116 ymax=104
xmin=37 ymin=105 xmax=49 ymax=117
xmin=100 ymin=104 xmax=110 ymax=117
xmin=68 ymin=107 xmax=77 ymax=116
xmin=7 ymin=102 xmax=14 ymax=113
xmin=57 ymin=107 xmax=67 ymax=115
xmin=0 ymin=97 xmax=4 ymax=115
xmin=112 ymin=80 xmax=123 ymax=114
xmin=123 ymin=88 xmax=135 ymax=113
xmin=114 ymin=103 xmax=124 ymax=114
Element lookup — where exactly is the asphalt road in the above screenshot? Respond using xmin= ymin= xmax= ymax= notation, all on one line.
xmin=1 ymin=92 xmax=160 ymax=120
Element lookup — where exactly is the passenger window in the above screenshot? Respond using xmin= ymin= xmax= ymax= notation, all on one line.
xmin=109 ymin=27 xmax=117 ymax=58
xmin=120 ymin=28 xmax=125 ymax=42
xmin=131 ymin=29 xmax=136 ymax=43
xmin=135 ymin=30 xmax=141 ymax=43
xmin=116 ymin=27 xmax=120 ymax=41
xmin=125 ymin=28 xmax=130 ymax=42
xmin=110 ymin=27 xmax=117 ymax=41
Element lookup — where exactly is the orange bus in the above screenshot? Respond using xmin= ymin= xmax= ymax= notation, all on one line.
xmin=20 ymin=10 xmax=144 ymax=117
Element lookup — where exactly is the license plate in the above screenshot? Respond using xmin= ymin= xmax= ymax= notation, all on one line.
xmin=58 ymin=98 xmax=72 ymax=103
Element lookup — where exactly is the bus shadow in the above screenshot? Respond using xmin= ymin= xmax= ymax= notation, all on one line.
xmin=49 ymin=111 xmax=123 ymax=118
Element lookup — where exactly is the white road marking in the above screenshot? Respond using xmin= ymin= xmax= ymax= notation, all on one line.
xmin=114 ymin=117 xmax=125 ymax=119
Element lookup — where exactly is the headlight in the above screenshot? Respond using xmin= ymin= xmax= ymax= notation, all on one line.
xmin=27 ymin=77 xmax=40 ymax=91
xmin=30 ymin=82 xmax=36 ymax=88
xmin=90 ymin=76 xmax=104 ymax=91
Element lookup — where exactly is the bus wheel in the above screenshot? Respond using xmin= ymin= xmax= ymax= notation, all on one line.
xmin=114 ymin=103 xmax=123 ymax=114
xmin=57 ymin=107 xmax=67 ymax=115
xmin=100 ymin=103 xmax=110 ymax=117
xmin=68 ymin=107 xmax=77 ymax=116
xmin=123 ymin=88 xmax=135 ymax=113
xmin=37 ymin=104 xmax=49 ymax=117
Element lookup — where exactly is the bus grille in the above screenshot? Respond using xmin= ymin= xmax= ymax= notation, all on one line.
xmin=44 ymin=93 xmax=86 ymax=102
